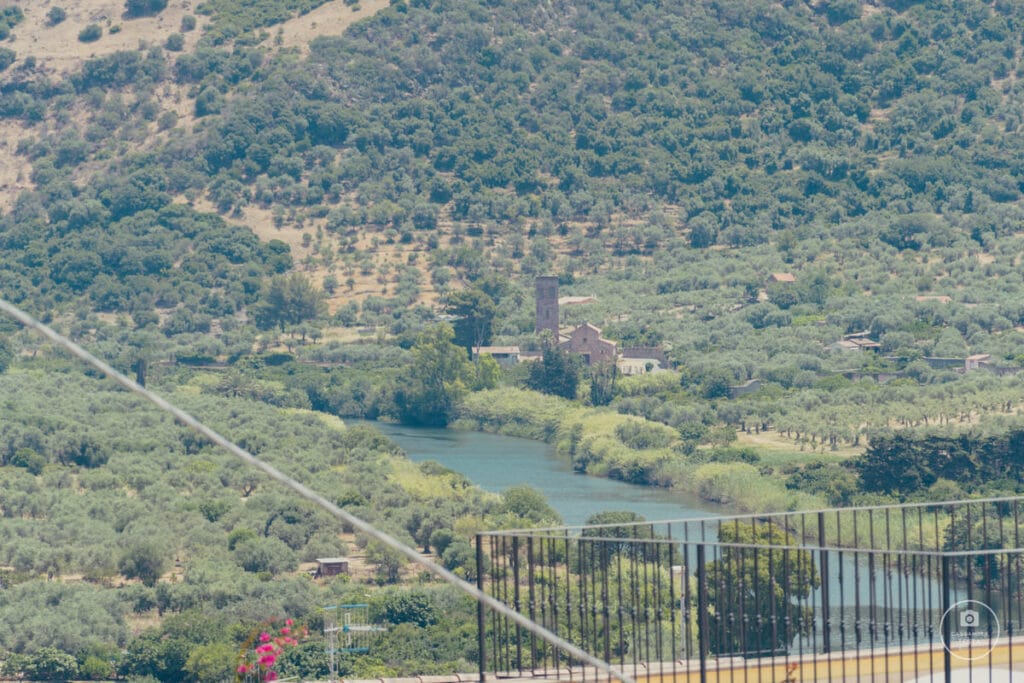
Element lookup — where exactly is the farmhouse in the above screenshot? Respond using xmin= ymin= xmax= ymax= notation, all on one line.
xmin=472 ymin=346 xmax=521 ymax=366
xmin=314 ymin=557 xmax=350 ymax=578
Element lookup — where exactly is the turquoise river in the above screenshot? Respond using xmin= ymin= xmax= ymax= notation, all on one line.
xmin=360 ymin=420 xmax=721 ymax=526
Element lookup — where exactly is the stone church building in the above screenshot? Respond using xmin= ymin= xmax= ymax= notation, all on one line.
xmin=533 ymin=277 xmax=644 ymax=368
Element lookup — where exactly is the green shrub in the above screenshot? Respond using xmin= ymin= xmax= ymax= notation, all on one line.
xmin=24 ymin=648 xmax=78 ymax=682
xmin=125 ymin=0 xmax=168 ymax=18
xmin=0 ymin=6 xmax=23 ymax=40
xmin=78 ymin=24 xmax=103 ymax=42
xmin=164 ymin=33 xmax=184 ymax=51
xmin=46 ymin=7 xmax=67 ymax=26
xmin=615 ymin=419 xmax=675 ymax=450
xmin=156 ymin=110 xmax=178 ymax=131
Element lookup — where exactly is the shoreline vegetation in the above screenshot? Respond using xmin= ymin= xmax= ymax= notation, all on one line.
xmin=453 ymin=387 xmax=828 ymax=514
xmin=450 ymin=389 xmax=1024 ymax=555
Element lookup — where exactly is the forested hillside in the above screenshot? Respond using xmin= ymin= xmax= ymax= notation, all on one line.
xmin=0 ymin=0 xmax=1022 ymax=509
xmin=3 ymin=0 xmax=1024 ymax=318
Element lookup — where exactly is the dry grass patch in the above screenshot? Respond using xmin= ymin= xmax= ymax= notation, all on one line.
xmin=271 ymin=0 xmax=391 ymax=55
xmin=7 ymin=0 xmax=205 ymax=79
xmin=188 ymin=198 xmax=447 ymax=312
xmin=735 ymin=428 xmax=863 ymax=461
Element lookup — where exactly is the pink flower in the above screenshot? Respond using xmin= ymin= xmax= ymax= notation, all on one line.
xmin=238 ymin=617 xmax=304 ymax=682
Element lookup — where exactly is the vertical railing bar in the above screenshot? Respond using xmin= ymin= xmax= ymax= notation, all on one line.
xmin=496 ymin=535 xmax=505 ymax=675
xmin=683 ymin=541 xmax=692 ymax=664
xmin=1014 ymin=502 xmax=1022 ymax=665
xmin=942 ymin=554 xmax=952 ymax=683
xmin=540 ymin=535 xmax=549 ymax=676
xmin=835 ymin=509 xmax=846 ymax=682
xmin=585 ymin=540 xmax=593 ymax=683
xmin=731 ymin=517 xmax=746 ymax=683
xmin=563 ymin=531 xmax=571 ymax=678
xmin=986 ymin=505 xmax=997 ymax=680
xmin=746 ymin=518 xmax=755 ymax=683
xmin=577 ymin=539 xmax=586 ymax=683
xmin=534 ymin=536 xmax=543 ymax=676
xmin=591 ymin=539 xmax=597 ymax=683
xmin=817 ymin=509 xmax=831 ymax=681
xmin=781 ymin=544 xmax=791 ymax=680
xmin=580 ymin=534 xmax=590 ymax=682
xmin=884 ymin=508 xmax=896 ymax=676
xmin=642 ymin=528 xmax=653 ymax=673
xmin=933 ymin=505 xmax=942 ymax=683
xmin=655 ymin=530 xmax=663 ymax=669
xmin=696 ymin=543 xmax=708 ymax=683
xmin=513 ymin=536 xmax=522 ymax=674
xmin=501 ymin=535 xmax=511 ymax=675
xmin=490 ymin=535 xmax=498 ymax=675
xmin=477 ymin=534 xmax=486 ymax=683
xmin=532 ymin=540 xmax=540 ymax=679
xmin=615 ymin=537 xmax=625 ymax=675
xmin=768 ymin=542 xmax=778 ymax=668
xmin=998 ymin=504 xmax=1007 ymax=665
xmin=601 ymin=539 xmax=609 ymax=683
xmin=494 ymin=534 xmax=501 ymax=676
xmin=637 ymin=527 xmax=646 ymax=674
xmin=884 ymin=507 xmax=891 ymax=648
xmin=1007 ymin=547 xmax=1015 ymax=677
xmin=667 ymin=523 xmax=679 ymax=683
xmin=554 ymin=535 xmax=562 ymax=675
xmin=900 ymin=507 xmax=910 ymax=681
xmin=966 ymin=503 xmax=973 ymax=606
xmin=488 ymin=535 xmax=496 ymax=675
xmin=853 ymin=513 xmax=862 ymax=683
xmin=635 ymin=529 xmax=644 ymax=677
xmin=547 ymin=534 xmax=555 ymax=675
xmin=895 ymin=540 xmax=905 ymax=683
xmin=800 ymin=512 xmax=809 ymax=659
xmin=868 ymin=508 xmax=877 ymax=683
xmin=914 ymin=506 xmax=922 ymax=683
xmin=719 ymin=543 xmax=731 ymax=683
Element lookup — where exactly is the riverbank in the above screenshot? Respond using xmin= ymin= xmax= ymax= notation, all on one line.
xmin=454 ymin=388 xmax=827 ymax=514
xmin=363 ymin=419 xmax=718 ymax=524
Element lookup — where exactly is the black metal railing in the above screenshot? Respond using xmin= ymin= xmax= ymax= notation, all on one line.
xmin=477 ymin=496 xmax=1024 ymax=682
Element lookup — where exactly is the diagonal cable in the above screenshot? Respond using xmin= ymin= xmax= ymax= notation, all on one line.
xmin=0 ymin=297 xmax=635 ymax=683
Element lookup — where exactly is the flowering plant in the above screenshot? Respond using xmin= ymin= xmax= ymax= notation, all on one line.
xmin=236 ymin=618 xmax=308 ymax=682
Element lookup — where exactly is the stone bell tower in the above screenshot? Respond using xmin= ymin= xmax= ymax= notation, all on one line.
xmin=535 ymin=276 xmax=559 ymax=335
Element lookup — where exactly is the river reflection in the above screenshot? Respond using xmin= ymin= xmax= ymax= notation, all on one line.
xmin=356 ymin=420 xmax=720 ymax=526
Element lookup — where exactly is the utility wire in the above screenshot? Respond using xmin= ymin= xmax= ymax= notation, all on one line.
xmin=0 ymin=297 xmax=635 ymax=683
